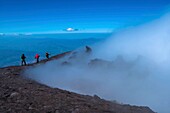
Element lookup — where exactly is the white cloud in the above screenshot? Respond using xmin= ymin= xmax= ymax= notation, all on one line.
xmin=66 ymin=28 xmax=74 ymax=31
xmin=24 ymin=13 xmax=170 ymax=113
xmin=65 ymin=28 xmax=79 ymax=32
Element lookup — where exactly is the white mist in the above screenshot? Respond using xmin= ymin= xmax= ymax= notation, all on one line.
xmin=25 ymin=13 xmax=170 ymax=113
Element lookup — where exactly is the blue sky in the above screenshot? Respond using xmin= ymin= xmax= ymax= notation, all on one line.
xmin=0 ymin=0 xmax=170 ymax=34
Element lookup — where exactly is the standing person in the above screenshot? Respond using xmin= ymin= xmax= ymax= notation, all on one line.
xmin=35 ymin=54 xmax=40 ymax=63
xmin=85 ymin=46 xmax=92 ymax=53
xmin=21 ymin=54 xmax=26 ymax=66
xmin=46 ymin=52 xmax=50 ymax=59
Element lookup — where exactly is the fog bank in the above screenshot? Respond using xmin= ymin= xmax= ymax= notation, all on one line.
xmin=25 ymin=13 xmax=170 ymax=113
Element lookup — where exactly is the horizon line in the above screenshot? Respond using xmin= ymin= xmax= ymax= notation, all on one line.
xmin=0 ymin=30 xmax=114 ymax=36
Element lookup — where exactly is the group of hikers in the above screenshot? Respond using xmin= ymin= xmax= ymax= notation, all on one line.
xmin=21 ymin=46 xmax=92 ymax=66
xmin=21 ymin=52 xmax=50 ymax=66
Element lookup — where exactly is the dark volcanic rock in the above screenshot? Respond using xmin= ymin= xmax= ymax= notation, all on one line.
xmin=0 ymin=52 xmax=155 ymax=113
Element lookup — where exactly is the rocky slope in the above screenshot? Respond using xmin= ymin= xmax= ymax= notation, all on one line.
xmin=0 ymin=52 xmax=155 ymax=113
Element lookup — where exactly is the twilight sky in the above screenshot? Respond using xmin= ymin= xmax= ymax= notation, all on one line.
xmin=0 ymin=0 xmax=170 ymax=34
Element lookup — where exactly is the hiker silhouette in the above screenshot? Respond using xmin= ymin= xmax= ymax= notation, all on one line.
xmin=46 ymin=52 xmax=50 ymax=59
xmin=21 ymin=54 xmax=26 ymax=66
xmin=85 ymin=46 xmax=92 ymax=53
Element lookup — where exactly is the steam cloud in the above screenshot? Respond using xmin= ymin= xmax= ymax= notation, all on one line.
xmin=24 ymin=13 xmax=170 ymax=113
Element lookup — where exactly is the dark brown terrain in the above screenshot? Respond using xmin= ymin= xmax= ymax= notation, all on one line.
xmin=0 ymin=52 xmax=155 ymax=113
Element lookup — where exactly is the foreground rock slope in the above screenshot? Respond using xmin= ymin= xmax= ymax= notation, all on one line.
xmin=0 ymin=52 xmax=155 ymax=113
